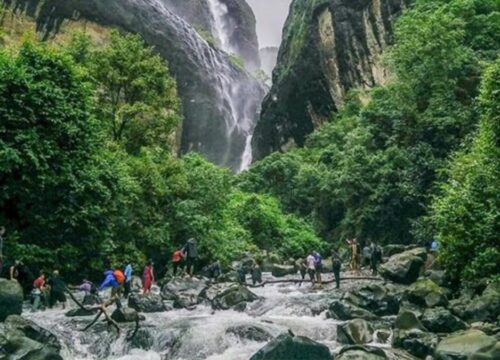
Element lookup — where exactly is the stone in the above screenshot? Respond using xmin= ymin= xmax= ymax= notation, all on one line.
xmin=250 ymin=333 xmax=331 ymax=360
xmin=435 ymin=329 xmax=497 ymax=360
xmin=337 ymin=319 xmax=374 ymax=345
xmin=394 ymin=310 xmax=426 ymax=331
xmin=421 ymin=307 xmax=467 ymax=333
xmin=226 ymin=324 xmax=273 ymax=342
xmin=383 ymin=245 xmax=416 ymax=257
xmin=406 ymin=278 xmax=448 ymax=308
xmin=424 ymin=270 xmax=449 ymax=288
xmin=337 ymin=345 xmax=387 ymax=360
xmin=208 ymin=283 xmax=259 ymax=310
xmin=462 ymin=280 xmax=500 ymax=323
xmin=379 ymin=248 xmax=427 ymax=285
xmin=4 ymin=315 xmax=61 ymax=352
xmin=270 ymin=264 xmax=296 ymax=277
xmin=161 ymin=277 xmax=208 ymax=309
xmin=375 ymin=330 xmax=391 ymax=344
xmin=329 ymin=300 xmax=378 ymax=321
xmin=128 ymin=293 xmax=166 ymax=313
xmin=0 ymin=334 xmax=63 ymax=360
xmin=469 ymin=341 xmax=500 ymax=360
xmin=343 ymin=283 xmax=401 ymax=316
xmin=393 ymin=328 xmax=438 ymax=358
xmin=0 ymin=279 xmax=23 ymax=321
xmin=111 ymin=307 xmax=140 ymax=323
xmin=65 ymin=308 xmax=99 ymax=317
xmin=82 ymin=294 xmax=100 ymax=306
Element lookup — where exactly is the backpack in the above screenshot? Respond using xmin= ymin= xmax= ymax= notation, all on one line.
xmin=113 ymin=270 xmax=125 ymax=284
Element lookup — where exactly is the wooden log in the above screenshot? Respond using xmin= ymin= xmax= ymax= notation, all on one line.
xmin=247 ymin=276 xmax=382 ymax=288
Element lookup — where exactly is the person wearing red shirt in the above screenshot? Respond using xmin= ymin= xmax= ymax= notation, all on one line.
xmin=32 ymin=272 xmax=46 ymax=311
xmin=172 ymin=248 xmax=184 ymax=277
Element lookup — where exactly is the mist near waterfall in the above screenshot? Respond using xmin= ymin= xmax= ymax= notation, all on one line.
xmin=246 ymin=0 xmax=292 ymax=48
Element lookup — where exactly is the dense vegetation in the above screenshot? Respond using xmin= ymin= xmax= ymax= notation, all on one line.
xmin=238 ymin=0 xmax=499 ymax=280
xmin=0 ymin=31 xmax=322 ymax=281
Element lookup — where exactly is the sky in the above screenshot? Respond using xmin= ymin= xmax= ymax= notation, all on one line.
xmin=246 ymin=0 xmax=292 ymax=48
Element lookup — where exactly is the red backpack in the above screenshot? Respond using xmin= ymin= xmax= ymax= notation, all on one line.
xmin=113 ymin=270 xmax=125 ymax=284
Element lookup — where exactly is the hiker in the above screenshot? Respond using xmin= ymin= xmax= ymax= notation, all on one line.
xmin=207 ymin=260 xmax=221 ymax=282
xmin=370 ymin=242 xmax=382 ymax=275
xmin=313 ymin=251 xmax=323 ymax=287
xmin=48 ymin=270 xmax=67 ymax=309
xmin=182 ymin=238 xmax=198 ymax=276
xmin=362 ymin=244 xmax=372 ymax=268
xmin=299 ymin=259 xmax=307 ymax=284
xmin=306 ymin=252 xmax=316 ymax=286
xmin=17 ymin=261 xmax=34 ymax=297
xmin=430 ymin=239 xmax=438 ymax=252
xmin=98 ymin=269 xmax=120 ymax=297
xmin=347 ymin=238 xmax=360 ymax=273
xmin=31 ymin=271 xmax=47 ymax=311
xmin=113 ymin=267 xmax=126 ymax=296
xmin=237 ymin=265 xmax=247 ymax=285
xmin=251 ymin=261 xmax=262 ymax=286
xmin=9 ymin=260 xmax=19 ymax=281
xmin=171 ymin=248 xmax=184 ymax=277
xmin=331 ymin=248 xmax=342 ymax=289
xmin=142 ymin=260 xmax=154 ymax=294
xmin=124 ymin=263 xmax=133 ymax=298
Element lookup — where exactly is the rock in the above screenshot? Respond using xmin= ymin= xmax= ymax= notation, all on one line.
xmin=435 ymin=329 xmax=497 ymax=360
xmin=131 ymin=275 xmax=143 ymax=293
xmin=208 ymin=283 xmax=259 ymax=310
xmin=0 ymin=334 xmax=63 ymax=360
xmin=343 ymin=283 xmax=401 ymax=316
xmin=375 ymin=330 xmax=392 ymax=344
xmin=469 ymin=322 xmax=498 ymax=336
xmin=337 ymin=345 xmax=387 ymax=360
xmin=111 ymin=307 xmax=141 ymax=323
xmin=394 ymin=310 xmax=426 ymax=331
xmin=270 ymin=264 xmax=296 ymax=277
xmin=406 ymin=278 xmax=448 ymax=308
xmin=226 ymin=324 xmax=273 ymax=342
xmin=462 ymin=280 xmax=500 ymax=323
xmin=424 ymin=270 xmax=449 ymax=288
xmin=379 ymin=248 xmax=427 ymax=284
xmin=393 ymin=328 xmax=438 ymax=358
xmin=65 ymin=308 xmax=99 ymax=317
xmin=161 ymin=277 xmax=208 ymax=309
xmin=469 ymin=341 xmax=500 ymax=360
xmin=128 ymin=293 xmax=166 ymax=313
xmin=337 ymin=319 xmax=374 ymax=345
xmin=249 ymin=333 xmax=331 ymax=360
xmin=383 ymin=245 xmax=416 ymax=258
xmin=82 ymin=294 xmax=100 ymax=306
xmin=4 ymin=315 xmax=61 ymax=352
xmin=0 ymin=279 xmax=23 ymax=321
xmin=329 ymin=300 xmax=378 ymax=321
xmin=421 ymin=307 xmax=467 ymax=333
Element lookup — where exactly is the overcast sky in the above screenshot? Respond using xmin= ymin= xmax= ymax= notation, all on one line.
xmin=246 ymin=0 xmax=292 ymax=48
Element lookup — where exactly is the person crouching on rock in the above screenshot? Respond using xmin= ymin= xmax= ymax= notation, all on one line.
xmin=98 ymin=268 xmax=120 ymax=298
xmin=142 ymin=260 xmax=154 ymax=294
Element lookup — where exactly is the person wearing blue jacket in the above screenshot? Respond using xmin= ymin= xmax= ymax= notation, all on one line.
xmin=98 ymin=270 xmax=120 ymax=297
xmin=123 ymin=263 xmax=133 ymax=298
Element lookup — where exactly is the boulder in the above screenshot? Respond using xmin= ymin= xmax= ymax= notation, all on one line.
xmin=462 ymin=280 xmax=500 ymax=323
xmin=250 ymin=333 xmax=331 ymax=360
xmin=343 ymin=284 xmax=401 ymax=316
xmin=406 ymin=278 xmax=448 ymax=308
xmin=424 ymin=270 xmax=449 ymax=288
xmin=393 ymin=327 xmax=438 ymax=358
xmin=226 ymin=324 xmax=273 ymax=342
xmin=0 ymin=334 xmax=63 ymax=360
xmin=379 ymin=248 xmax=426 ymax=284
xmin=128 ymin=293 xmax=166 ymax=313
xmin=394 ymin=310 xmax=426 ymax=331
xmin=337 ymin=345 xmax=387 ymax=360
xmin=383 ymin=244 xmax=416 ymax=257
xmin=161 ymin=277 xmax=208 ymax=309
xmin=3 ymin=315 xmax=60 ymax=352
xmin=111 ymin=307 xmax=141 ymax=323
xmin=82 ymin=294 xmax=100 ymax=306
xmin=435 ymin=329 xmax=497 ymax=360
xmin=65 ymin=308 xmax=99 ymax=317
xmin=421 ymin=307 xmax=467 ymax=333
xmin=208 ymin=283 xmax=259 ymax=310
xmin=337 ymin=319 xmax=374 ymax=345
xmin=270 ymin=264 xmax=296 ymax=277
xmin=130 ymin=275 xmax=143 ymax=293
xmin=374 ymin=330 xmax=391 ymax=344
xmin=0 ymin=279 xmax=23 ymax=321
xmin=469 ymin=341 xmax=500 ymax=360
xmin=329 ymin=300 xmax=378 ymax=321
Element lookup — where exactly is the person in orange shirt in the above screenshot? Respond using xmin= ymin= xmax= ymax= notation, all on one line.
xmin=172 ymin=248 xmax=184 ymax=277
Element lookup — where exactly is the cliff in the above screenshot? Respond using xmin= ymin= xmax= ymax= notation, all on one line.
xmin=252 ymin=0 xmax=410 ymax=160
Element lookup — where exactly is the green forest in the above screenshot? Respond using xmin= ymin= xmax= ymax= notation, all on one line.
xmin=1 ymin=0 xmax=499 ymax=284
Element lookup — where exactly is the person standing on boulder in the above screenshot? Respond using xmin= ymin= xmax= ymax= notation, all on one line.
xmin=347 ymin=238 xmax=360 ymax=274
xmin=306 ymin=252 xmax=316 ymax=286
xmin=124 ymin=263 xmax=133 ymax=298
xmin=9 ymin=260 xmax=20 ymax=281
xmin=313 ymin=251 xmax=323 ymax=287
xmin=171 ymin=248 xmax=184 ymax=277
xmin=370 ymin=242 xmax=382 ymax=275
xmin=142 ymin=260 xmax=154 ymax=294
xmin=48 ymin=270 xmax=67 ymax=309
xmin=251 ymin=260 xmax=262 ymax=286
xmin=182 ymin=238 xmax=198 ymax=277
xmin=331 ymin=248 xmax=341 ymax=289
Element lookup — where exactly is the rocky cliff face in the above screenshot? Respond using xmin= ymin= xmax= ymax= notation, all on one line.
xmin=252 ymin=0 xmax=410 ymax=160
xmin=1 ymin=0 xmax=265 ymax=171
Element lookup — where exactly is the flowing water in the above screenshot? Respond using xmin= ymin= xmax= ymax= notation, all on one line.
xmin=23 ymin=273 xmax=394 ymax=360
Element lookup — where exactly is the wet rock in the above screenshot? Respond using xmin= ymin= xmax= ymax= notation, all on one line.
xmin=250 ymin=333 xmax=331 ymax=360
xmin=82 ymin=294 xmax=100 ymax=306
xmin=65 ymin=308 xmax=99 ymax=317
xmin=3 ymin=315 xmax=60 ymax=352
xmin=208 ymin=283 xmax=259 ymax=310
xmin=128 ymin=293 xmax=166 ymax=313
xmin=111 ymin=307 xmax=141 ymax=323
xmin=337 ymin=319 xmax=374 ymax=345
xmin=435 ymin=329 xmax=497 ymax=360
xmin=383 ymin=244 xmax=416 ymax=258
xmin=0 ymin=279 xmax=23 ymax=321
xmin=469 ymin=341 xmax=500 ymax=360
xmin=406 ymin=278 xmax=448 ymax=308
xmin=0 ymin=334 xmax=63 ymax=360
xmin=329 ymin=300 xmax=378 ymax=321
xmin=424 ymin=270 xmax=450 ymax=288
xmin=270 ymin=264 xmax=296 ymax=277
xmin=379 ymin=248 xmax=426 ymax=284
xmin=226 ymin=324 xmax=273 ymax=342
xmin=393 ymin=327 xmax=438 ymax=358
xmin=375 ymin=329 xmax=392 ymax=344
xmin=469 ymin=322 xmax=499 ymax=336
xmin=421 ymin=307 xmax=467 ymax=333
xmin=462 ymin=280 xmax=500 ymax=323
xmin=161 ymin=277 xmax=208 ymax=309
xmin=337 ymin=345 xmax=387 ymax=360
xmin=394 ymin=310 xmax=426 ymax=331
xmin=343 ymin=283 xmax=401 ymax=316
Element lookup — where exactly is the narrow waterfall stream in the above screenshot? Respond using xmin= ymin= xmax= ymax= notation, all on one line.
xmin=21 ymin=273 xmax=395 ymax=360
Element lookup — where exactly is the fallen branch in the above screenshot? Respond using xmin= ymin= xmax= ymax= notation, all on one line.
xmin=247 ymin=276 xmax=382 ymax=288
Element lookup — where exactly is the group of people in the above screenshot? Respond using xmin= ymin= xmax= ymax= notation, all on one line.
xmin=348 ymin=238 xmax=383 ymax=275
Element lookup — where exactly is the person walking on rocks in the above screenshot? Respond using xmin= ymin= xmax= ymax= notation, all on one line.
xmin=313 ymin=251 xmax=323 ymax=287
xmin=31 ymin=271 xmax=47 ymax=311
xmin=142 ymin=260 xmax=154 ymax=294
xmin=48 ymin=270 xmax=67 ymax=309
xmin=182 ymin=238 xmax=198 ymax=277
xmin=331 ymin=248 xmax=341 ymax=289
xmin=306 ymin=252 xmax=316 ymax=286
xmin=251 ymin=260 xmax=262 ymax=286
xmin=347 ymin=238 xmax=360 ymax=274
xmin=370 ymin=242 xmax=382 ymax=275
xmin=124 ymin=263 xmax=133 ymax=298
xmin=171 ymin=248 xmax=184 ymax=277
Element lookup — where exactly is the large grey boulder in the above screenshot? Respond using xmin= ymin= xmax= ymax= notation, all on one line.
xmin=380 ymin=248 xmax=427 ymax=284
xmin=337 ymin=345 xmax=387 ymax=360
xmin=435 ymin=329 xmax=497 ymax=360
xmin=161 ymin=277 xmax=208 ymax=309
xmin=329 ymin=300 xmax=378 ymax=321
xmin=462 ymin=280 xmax=500 ymax=323
xmin=343 ymin=283 xmax=401 ymax=316
xmin=226 ymin=324 xmax=273 ymax=342
xmin=65 ymin=308 xmax=99 ymax=317
xmin=0 ymin=279 xmax=23 ymax=321
xmin=128 ymin=293 xmax=166 ymax=313
xmin=204 ymin=283 xmax=259 ymax=310
xmin=393 ymin=310 xmax=437 ymax=358
xmin=250 ymin=333 xmax=331 ymax=360
xmin=3 ymin=315 xmax=60 ymax=352
xmin=469 ymin=341 xmax=500 ymax=360
xmin=111 ymin=307 xmax=142 ymax=323
xmin=421 ymin=307 xmax=467 ymax=333
xmin=337 ymin=319 xmax=374 ymax=345
xmin=406 ymin=278 xmax=448 ymax=308
xmin=270 ymin=264 xmax=296 ymax=277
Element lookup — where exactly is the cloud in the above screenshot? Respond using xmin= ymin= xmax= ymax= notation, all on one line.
xmin=246 ymin=0 xmax=292 ymax=48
